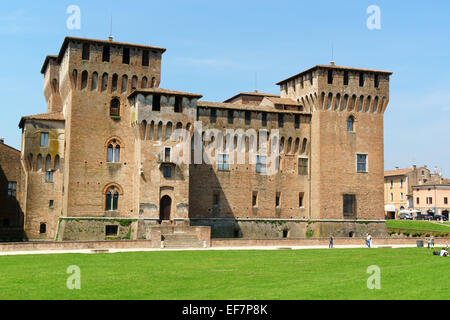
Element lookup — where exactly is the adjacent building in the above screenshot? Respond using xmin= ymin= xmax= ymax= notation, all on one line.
xmin=412 ymin=183 xmax=450 ymax=218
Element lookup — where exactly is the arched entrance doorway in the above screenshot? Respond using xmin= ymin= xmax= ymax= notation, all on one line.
xmin=443 ymin=210 xmax=449 ymax=220
xmin=160 ymin=195 xmax=172 ymax=221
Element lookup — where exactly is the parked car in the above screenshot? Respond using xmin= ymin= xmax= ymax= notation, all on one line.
xmin=432 ymin=215 xmax=448 ymax=221
xmin=416 ymin=214 xmax=433 ymax=221
xmin=398 ymin=213 xmax=413 ymax=220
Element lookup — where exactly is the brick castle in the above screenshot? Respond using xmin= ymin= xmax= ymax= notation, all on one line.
xmin=0 ymin=36 xmax=392 ymax=243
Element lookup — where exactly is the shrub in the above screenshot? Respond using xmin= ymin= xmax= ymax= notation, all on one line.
xmin=402 ymin=231 xmax=410 ymax=237
xmin=412 ymin=232 xmax=423 ymax=238
xmin=306 ymin=229 xmax=314 ymax=238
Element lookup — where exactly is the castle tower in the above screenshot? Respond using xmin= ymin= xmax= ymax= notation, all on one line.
xmin=277 ymin=63 xmax=392 ymax=236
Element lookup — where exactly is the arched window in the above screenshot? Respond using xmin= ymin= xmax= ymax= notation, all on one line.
xmin=105 ymin=185 xmax=121 ymax=211
xmin=72 ymin=70 xmax=78 ymax=89
xmin=320 ymin=92 xmax=326 ymax=109
xmin=365 ymin=96 xmax=372 ymax=113
xmin=279 ymin=137 xmax=285 ymax=153
xmin=294 ymin=138 xmax=300 ymax=154
xmin=36 ymin=154 xmax=43 ymax=172
xmin=101 ymin=73 xmax=108 ymax=92
xmin=91 ymin=72 xmax=98 ymax=91
xmin=165 ymin=122 xmax=173 ymax=140
xmin=141 ymin=77 xmax=148 ymax=89
xmin=151 ymin=77 xmax=156 ymax=88
xmin=107 ymin=139 xmax=121 ymax=163
xmin=110 ymin=98 xmax=120 ymax=116
xmin=326 ymin=93 xmax=333 ymax=110
xmin=132 ymin=76 xmax=138 ymax=90
xmin=141 ymin=120 xmax=147 ymax=140
xmin=286 ymin=137 xmax=292 ymax=154
xmin=112 ymin=74 xmax=118 ymax=92
xmin=358 ymin=95 xmax=364 ymax=112
xmin=54 ymin=155 xmax=60 ymax=171
xmin=28 ymin=154 xmax=34 ymax=171
xmin=334 ymin=93 xmax=341 ymax=110
xmin=342 ymin=94 xmax=349 ymax=111
xmin=52 ymin=79 xmax=58 ymax=93
xmin=301 ymin=138 xmax=308 ymax=154
xmin=373 ymin=97 xmax=379 ymax=113
xmin=149 ymin=121 xmax=155 ymax=140
xmin=121 ymin=75 xmax=128 ymax=93
xmin=81 ymin=71 xmax=88 ymax=90
xmin=45 ymin=154 xmax=52 ymax=171
xmin=347 ymin=116 xmax=355 ymax=132
xmin=157 ymin=121 xmax=163 ymax=140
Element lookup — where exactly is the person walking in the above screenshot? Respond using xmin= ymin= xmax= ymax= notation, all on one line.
xmin=329 ymin=233 xmax=334 ymax=248
xmin=426 ymin=234 xmax=431 ymax=249
xmin=431 ymin=235 xmax=435 ymax=249
xmin=365 ymin=232 xmax=370 ymax=248
xmin=368 ymin=233 xmax=372 ymax=248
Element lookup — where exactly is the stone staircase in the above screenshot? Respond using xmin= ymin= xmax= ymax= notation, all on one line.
xmin=161 ymin=234 xmax=205 ymax=249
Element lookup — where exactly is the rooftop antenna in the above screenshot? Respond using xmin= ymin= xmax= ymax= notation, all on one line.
xmin=108 ymin=14 xmax=113 ymax=41
xmin=330 ymin=42 xmax=335 ymax=65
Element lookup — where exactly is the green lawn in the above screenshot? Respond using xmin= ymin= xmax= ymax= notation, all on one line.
xmin=386 ymin=220 xmax=450 ymax=233
xmin=0 ymin=248 xmax=449 ymax=300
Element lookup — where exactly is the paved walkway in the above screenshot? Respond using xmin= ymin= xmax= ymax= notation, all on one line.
xmin=0 ymin=243 xmax=419 ymax=256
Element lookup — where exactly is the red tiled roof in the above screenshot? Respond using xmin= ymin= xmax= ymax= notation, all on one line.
xmin=198 ymin=101 xmax=310 ymax=115
xmin=224 ymin=92 xmax=280 ymax=103
xmin=266 ymin=97 xmax=302 ymax=106
xmin=19 ymin=112 xmax=65 ymax=128
xmin=128 ymin=88 xmax=203 ymax=99
xmin=384 ymin=168 xmax=414 ymax=177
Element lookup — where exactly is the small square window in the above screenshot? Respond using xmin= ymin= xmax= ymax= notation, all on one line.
xmin=276 ymin=192 xmax=281 ymax=207
xmin=213 ymin=193 xmax=220 ymax=206
xmin=105 ymin=225 xmax=118 ymax=236
xmin=40 ymin=223 xmax=47 ymax=234
xmin=122 ymin=48 xmax=130 ymax=64
xmin=40 ymin=133 xmax=49 ymax=147
xmin=7 ymin=181 xmax=17 ymax=197
xmin=217 ymin=154 xmax=229 ymax=171
xmin=163 ymin=166 xmax=172 ymax=178
xmin=49 ymin=200 xmax=54 ymax=208
xmin=252 ymin=191 xmax=258 ymax=207
xmin=343 ymin=195 xmax=356 ymax=218
xmin=299 ymin=192 xmax=304 ymax=208
xmin=298 ymin=158 xmax=308 ymax=175
xmin=357 ymin=154 xmax=367 ymax=173
xmin=45 ymin=171 xmax=54 ymax=182
xmin=142 ymin=50 xmax=149 ymax=66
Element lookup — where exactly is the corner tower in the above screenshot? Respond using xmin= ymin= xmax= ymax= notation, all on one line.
xmin=277 ymin=63 xmax=392 ymax=236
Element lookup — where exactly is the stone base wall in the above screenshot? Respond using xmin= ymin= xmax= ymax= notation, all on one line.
xmin=190 ymin=219 xmax=388 ymax=239
xmin=58 ymin=218 xmax=138 ymax=241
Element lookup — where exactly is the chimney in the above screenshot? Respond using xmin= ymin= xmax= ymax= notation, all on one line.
xmin=108 ymin=36 xmax=113 ymax=41
xmin=330 ymin=61 xmax=335 ymax=66
xmin=254 ymin=89 xmax=259 ymax=93
xmin=395 ymin=166 xmax=399 ymax=170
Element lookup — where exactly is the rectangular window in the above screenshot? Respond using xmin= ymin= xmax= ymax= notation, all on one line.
xmin=416 ymin=197 xmax=420 ymax=205
xmin=164 ymin=147 xmax=171 ymax=162
xmin=152 ymin=95 xmax=161 ymax=111
xmin=7 ymin=181 xmax=17 ymax=197
xmin=252 ymin=191 xmax=258 ymax=207
xmin=49 ymin=200 xmax=54 ymax=208
xmin=344 ymin=71 xmax=349 ymax=85
xmin=256 ymin=156 xmax=266 ymax=174
xmin=122 ymin=47 xmax=130 ymax=64
xmin=275 ymin=192 xmax=281 ymax=207
xmin=217 ymin=154 xmax=229 ymax=171
xmin=163 ymin=166 xmax=172 ymax=178
xmin=174 ymin=96 xmax=182 ymax=113
xmin=278 ymin=114 xmax=284 ymax=128
xmin=298 ymin=158 xmax=308 ymax=175
xmin=444 ymin=197 xmax=448 ymax=205
xmin=45 ymin=171 xmax=54 ymax=182
xmin=295 ymin=114 xmax=300 ymax=129
xmin=374 ymin=74 xmax=379 ymax=88
xmin=227 ymin=110 xmax=234 ymax=124
xmin=390 ymin=180 xmax=393 ymax=189
xmin=102 ymin=45 xmax=110 ymax=62
xmin=299 ymin=192 xmax=304 ymax=208
xmin=210 ymin=109 xmax=217 ymax=123
xmin=427 ymin=197 xmax=433 ymax=205
xmin=105 ymin=225 xmax=118 ymax=236
xmin=343 ymin=195 xmax=356 ymax=218
xmin=142 ymin=50 xmax=149 ymax=66
xmin=262 ymin=113 xmax=267 ymax=127
xmin=357 ymin=154 xmax=367 ymax=173
xmin=359 ymin=73 xmax=365 ymax=87
xmin=400 ymin=179 xmax=404 ymax=188
xmin=213 ymin=193 xmax=219 ymax=206
xmin=245 ymin=111 xmax=251 ymax=125
xmin=82 ymin=43 xmax=90 ymax=60
xmin=40 ymin=133 xmax=49 ymax=147
xmin=327 ymin=70 xmax=333 ymax=84
xmin=40 ymin=223 xmax=47 ymax=234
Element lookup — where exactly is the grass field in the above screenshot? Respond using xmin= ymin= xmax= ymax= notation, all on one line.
xmin=0 ymin=248 xmax=449 ymax=300
xmin=386 ymin=220 xmax=450 ymax=233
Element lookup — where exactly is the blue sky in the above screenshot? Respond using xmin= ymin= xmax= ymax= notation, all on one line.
xmin=1 ymin=0 xmax=449 ymax=176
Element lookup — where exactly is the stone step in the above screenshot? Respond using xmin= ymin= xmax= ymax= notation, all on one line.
xmin=162 ymin=234 xmax=199 ymax=241
xmin=163 ymin=240 xmax=205 ymax=249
